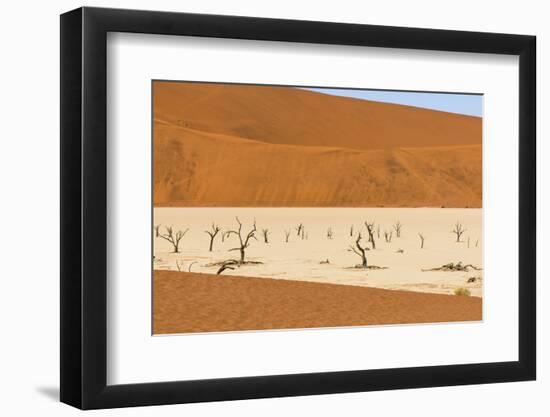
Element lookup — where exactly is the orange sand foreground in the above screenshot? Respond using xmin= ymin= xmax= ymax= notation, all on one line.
xmin=153 ymin=270 xmax=482 ymax=334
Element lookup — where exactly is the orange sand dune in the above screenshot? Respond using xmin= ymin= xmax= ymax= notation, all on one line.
xmin=153 ymin=81 xmax=481 ymax=150
xmin=154 ymin=124 xmax=482 ymax=207
xmin=153 ymin=270 xmax=482 ymax=334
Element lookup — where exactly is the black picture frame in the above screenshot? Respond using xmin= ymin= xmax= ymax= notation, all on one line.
xmin=60 ymin=6 xmax=536 ymax=410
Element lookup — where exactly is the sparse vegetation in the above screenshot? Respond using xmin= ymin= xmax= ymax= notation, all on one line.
xmin=348 ymin=233 xmax=370 ymax=268
xmin=393 ymin=221 xmax=403 ymax=238
xmin=262 ymin=228 xmax=270 ymax=244
xmin=418 ymin=233 xmax=425 ymax=249
xmin=422 ymin=262 xmax=482 ymax=272
xmin=225 ymin=217 xmax=257 ymax=265
xmin=204 ymin=222 xmax=220 ymax=252
xmin=365 ymin=222 xmax=376 ymax=249
xmin=284 ymin=229 xmax=291 ymax=243
xmin=454 ymin=287 xmax=471 ymax=296
xmin=451 ymin=221 xmax=467 ymax=242
xmin=159 ymin=225 xmax=189 ymax=253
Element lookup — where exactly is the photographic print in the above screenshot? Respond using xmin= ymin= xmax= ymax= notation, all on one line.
xmin=152 ymin=81 xmax=483 ymax=335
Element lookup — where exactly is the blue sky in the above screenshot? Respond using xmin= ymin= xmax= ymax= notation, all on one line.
xmin=303 ymin=88 xmax=483 ymax=117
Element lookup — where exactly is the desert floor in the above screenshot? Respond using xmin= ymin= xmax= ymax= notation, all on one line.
xmin=154 ymin=207 xmax=483 ymax=297
xmin=153 ymin=270 xmax=482 ymax=334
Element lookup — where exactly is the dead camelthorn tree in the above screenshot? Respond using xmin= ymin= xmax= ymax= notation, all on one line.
xmin=284 ymin=229 xmax=291 ymax=243
xmin=365 ymin=222 xmax=376 ymax=249
xmin=159 ymin=225 xmax=189 ymax=253
xmin=418 ymin=233 xmax=425 ymax=249
xmin=295 ymin=223 xmax=304 ymax=237
xmin=225 ymin=217 xmax=257 ymax=265
xmin=451 ymin=221 xmax=467 ymax=242
xmin=393 ymin=221 xmax=403 ymax=238
xmin=204 ymin=223 xmax=220 ymax=252
xmin=261 ymin=228 xmax=270 ymax=244
xmin=154 ymin=224 xmax=161 ymax=238
xmin=327 ymin=227 xmax=333 ymax=239
xmin=384 ymin=230 xmax=393 ymax=243
xmin=348 ymin=233 xmax=370 ymax=268
xmin=349 ymin=225 xmax=354 ymax=237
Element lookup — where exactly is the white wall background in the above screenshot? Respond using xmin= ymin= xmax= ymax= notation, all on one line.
xmin=0 ymin=0 xmax=545 ymax=415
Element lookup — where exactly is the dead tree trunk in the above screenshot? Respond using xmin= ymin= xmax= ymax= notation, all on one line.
xmin=393 ymin=221 xmax=402 ymax=238
xmin=225 ymin=217 xmax=257 ymax=265
xmin=295 ymin=223 xmax=304 ymax=237
xmin=348 ymin=233 xmax=369 ymax=268
xmin=261 ymin=228 xmax=270 ymax=243
xmin=350 ymin=225 xmax=354 ymax=237
xmin=365 ymin=222 xmax=376 ymax=249
xmin=451 ymin=221 xmax=467 ymax=242
xmin=154 ymin=224 xmax=161 ymax=238
xmin=327 ymin=227 xmax=333 ymax=239
xmin=204 ymin=222 xmax=220 ymax=252
xmin=159 ymin=225 xmax=189 ymax=253
xmin=418 ymin=233 xmax=425 ymax=249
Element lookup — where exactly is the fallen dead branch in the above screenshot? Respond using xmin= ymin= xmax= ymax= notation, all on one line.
xmin=422 ymin=261 xmax=482 ymax=272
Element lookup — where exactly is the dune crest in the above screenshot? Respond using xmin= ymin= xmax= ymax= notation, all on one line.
xmin=153 ymin=82 xmax=482 ymax=208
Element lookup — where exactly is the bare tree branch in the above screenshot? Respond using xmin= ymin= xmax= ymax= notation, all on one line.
xmin=204 ymin=222 xmax=220 ymax=252
xmin=159 ymin=225 xmax=189 ymax=253
xmin=451 ymin=221 xmax=467 ymax=242
xmin=224 ymin=217 xmax=257 ymax=264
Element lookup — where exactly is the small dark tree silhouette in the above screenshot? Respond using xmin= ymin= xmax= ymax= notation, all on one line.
xmin=365 ymin=222 xmax=376 ymax=249
xmin=418 ymin=233 xmax=425 ymax=249
xmin=154 ymin=224 xmax=161 ymax=238
xmin=451 ymin=221 xmax=467 ymax=242
xmin=225 ymin=217 xmax=257 ymax=265
xmin=393 ymin=221 xmax=403 ymax=238
xmin=261 ymin=228 xmax=270 ymax=244
xmin=327 ymin=227 xmax=333 ymax=239
xmin=295 ymin=223 xmax=304 ymax=237
xmin=284 ymin=229 xmax=291 ymax=243
xmin=350 ymin=225 xmax=354 ymax=237
xmin=348 ymin=233 xmax=370 ymax=268
xmin=384 ymin=230 xmax=393 ymax=243
xmin=204 ymin=223 xmax=220 ymax=252
xmin=159 ymin=225 xmax=189 ymax=253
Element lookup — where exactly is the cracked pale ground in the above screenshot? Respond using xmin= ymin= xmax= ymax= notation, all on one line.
xmin=154 ymin=207 xmax=482 ymax=297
